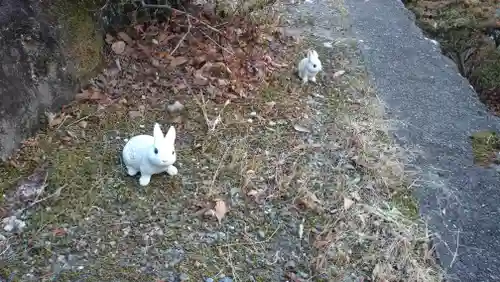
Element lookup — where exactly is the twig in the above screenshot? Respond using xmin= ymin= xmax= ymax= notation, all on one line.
xmin=194 ymin=92 xmax=210 ymax=128
xmin=199 ymin=29 xmax=234 ymax=55
xmin=185 ymin=78 xmax=230 ymax=133
xmin=17 ymin=185 xmax=68 ymax=215
xmin=209 ymin=144 xmax=231 ymax=193
xmin=140 ymin=0 xmax=223 ymax=35
xmin=449 ymin=230 xmax=460 ymax=268
xmin=221 ymin=225 xmax=280 ymax=247
xmin=171 ymin=14 xmax=192 ymax=55
xmin=29 ymin=185 xmax=66 ymax=207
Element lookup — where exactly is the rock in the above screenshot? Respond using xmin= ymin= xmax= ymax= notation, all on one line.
xmin=0 ymin=0 xmax=104 ymax=161
xmin=111 ymin=41 xmax=126 ymax=54
xmin=128 ymin=111 xmax=142 ymax=119
xmin=284 ymin=260 xmax=296 ymax=269
xmin=257 ymin=230 xmax=266 ymax=239
xmin=2 ymin=215 xmax=26 ymax=232
xmin=166 ymin=101 xmax=185 ymax=113
xmin=218 ymin=277 xmax=233 ymax=282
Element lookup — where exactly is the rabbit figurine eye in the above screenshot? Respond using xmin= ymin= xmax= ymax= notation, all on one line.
xmin=154 ymin=148 xmax=159 ymax=154
xmin=172 ymin=151 xmax=175 ymax=155
xmin=313 ymin=64 xmax=317 ymax=68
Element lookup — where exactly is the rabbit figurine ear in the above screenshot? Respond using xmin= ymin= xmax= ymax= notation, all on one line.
xmin=307 ymin=50 xmax=313 ymax=59
xmin=164 ymin=126 xmax=176 ymax=145
xmin=153 ymin=123 xmax=164 ymax=145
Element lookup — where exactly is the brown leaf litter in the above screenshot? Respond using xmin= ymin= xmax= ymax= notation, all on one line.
xmin=85 ymin=6 xmax=291 ymax=110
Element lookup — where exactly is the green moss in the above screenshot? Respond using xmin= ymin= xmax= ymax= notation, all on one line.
xmin=473 ymin=50 xmax=500 ymax=90
xmin=392 ymin=189 xmax=419 ymax=220
xmin=470 ymin=130 xmax=500 ymax=165
xmin=49 ymin=0 xmax=104 ymax=80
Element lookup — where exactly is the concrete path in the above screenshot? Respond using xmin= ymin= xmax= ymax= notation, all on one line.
xmin=343 ymin=0 xmax=500 ymax=281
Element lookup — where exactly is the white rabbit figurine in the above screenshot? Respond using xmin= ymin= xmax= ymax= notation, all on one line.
xmin=297 ymin=49 xmax=322 ymax=84
xmin=122 ymin=123 xmax=178 ymax=186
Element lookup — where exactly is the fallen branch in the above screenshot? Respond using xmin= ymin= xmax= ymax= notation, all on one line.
xmin=199 ymin=29 xmax=234 ymax=55
xmin=16 ymin=185 xmax=68 ymax=216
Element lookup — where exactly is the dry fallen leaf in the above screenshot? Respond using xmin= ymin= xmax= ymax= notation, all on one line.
xmin=343 ymin=197 xmax=355 ymax=210
xmin=52 ymin=227 xmax=67 ymax=237
xmin=333 ymin=70 xmax=346 ymax=78
xmin=75 ymin=89 xmax=106 ymax=101
xmin=169 ymin=56 xmax=189 ymax=68
xmin=45 ymin=111 xmax=64 ymax=128
xmin=111 ymin=41 xmax=126 ymax=54
xmin=296 ymin=191 xmax=323 ymax=212
xmin=105 ymin=33 xmax=114 ymax=44
xmin=78 ymin=121 xmax=88 ymax=128
xmin=117 ymin=32 xmax=133 ymax=44
xmin=193 ymin=70 xmax=209 ymax=85
xmin=247 ymin=190 xmax=261 ymax=197
xmin=350 ymin=191 xmax=361 ymax=201
xmin=204 ymin=199 xmax=228 ymax=224
xmin=293 ymin=124 xmax=311 ymax=133
xmin=66 ymin=130 xmax=77 ymax=139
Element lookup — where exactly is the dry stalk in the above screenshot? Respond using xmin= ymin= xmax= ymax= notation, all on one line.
xmin=171 ymin=15 xmax=192 ymax=55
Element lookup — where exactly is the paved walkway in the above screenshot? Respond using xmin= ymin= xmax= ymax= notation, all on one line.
xmin=344 ymin=0 xmax=500 ymax=281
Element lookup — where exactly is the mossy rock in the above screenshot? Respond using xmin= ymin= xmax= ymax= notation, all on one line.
xmin=470 ymin=130 xmax=500 ymax=166
xmin=44 ymin=0 xmax=106 ymax=82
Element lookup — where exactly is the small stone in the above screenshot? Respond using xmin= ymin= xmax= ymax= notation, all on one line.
xmin=111 ymin=41 xmax=126 ymax=55
xmin=266 ymin=101 xmax=276 ymax=106
xmin=219 ymin=277 xmax=233 ymax=282
xmin=257 ymin=230 xmax=266 ymax=239
xmin=323 ymin=41 xmax=333 ymax=48
xmin=284 ymin=260 xmax=296 ymax=269
xmin=268 ymin=121 xmax=276 ymax=126
xmin=78 ymin=121 xmax=88 ymax=128
xmin=128 ymin=111 xmax=142 ymax=119
xmin=205 ymin=278 xmax=214 ymax=282
xmin=250 ymin=111 xmax=257 ymax=116
xmin=179 ymin=273 xmax=189 ymax=281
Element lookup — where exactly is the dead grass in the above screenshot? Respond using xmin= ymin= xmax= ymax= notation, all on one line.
xmin=0 ymin=2 xmax=443 ymax=282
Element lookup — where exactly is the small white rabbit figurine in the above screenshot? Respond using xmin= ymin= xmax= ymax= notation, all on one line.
xmin=122 ymin=123 xmax=178 ymax=186
xmin=297 ymin=49 xmax=322 ymax=84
